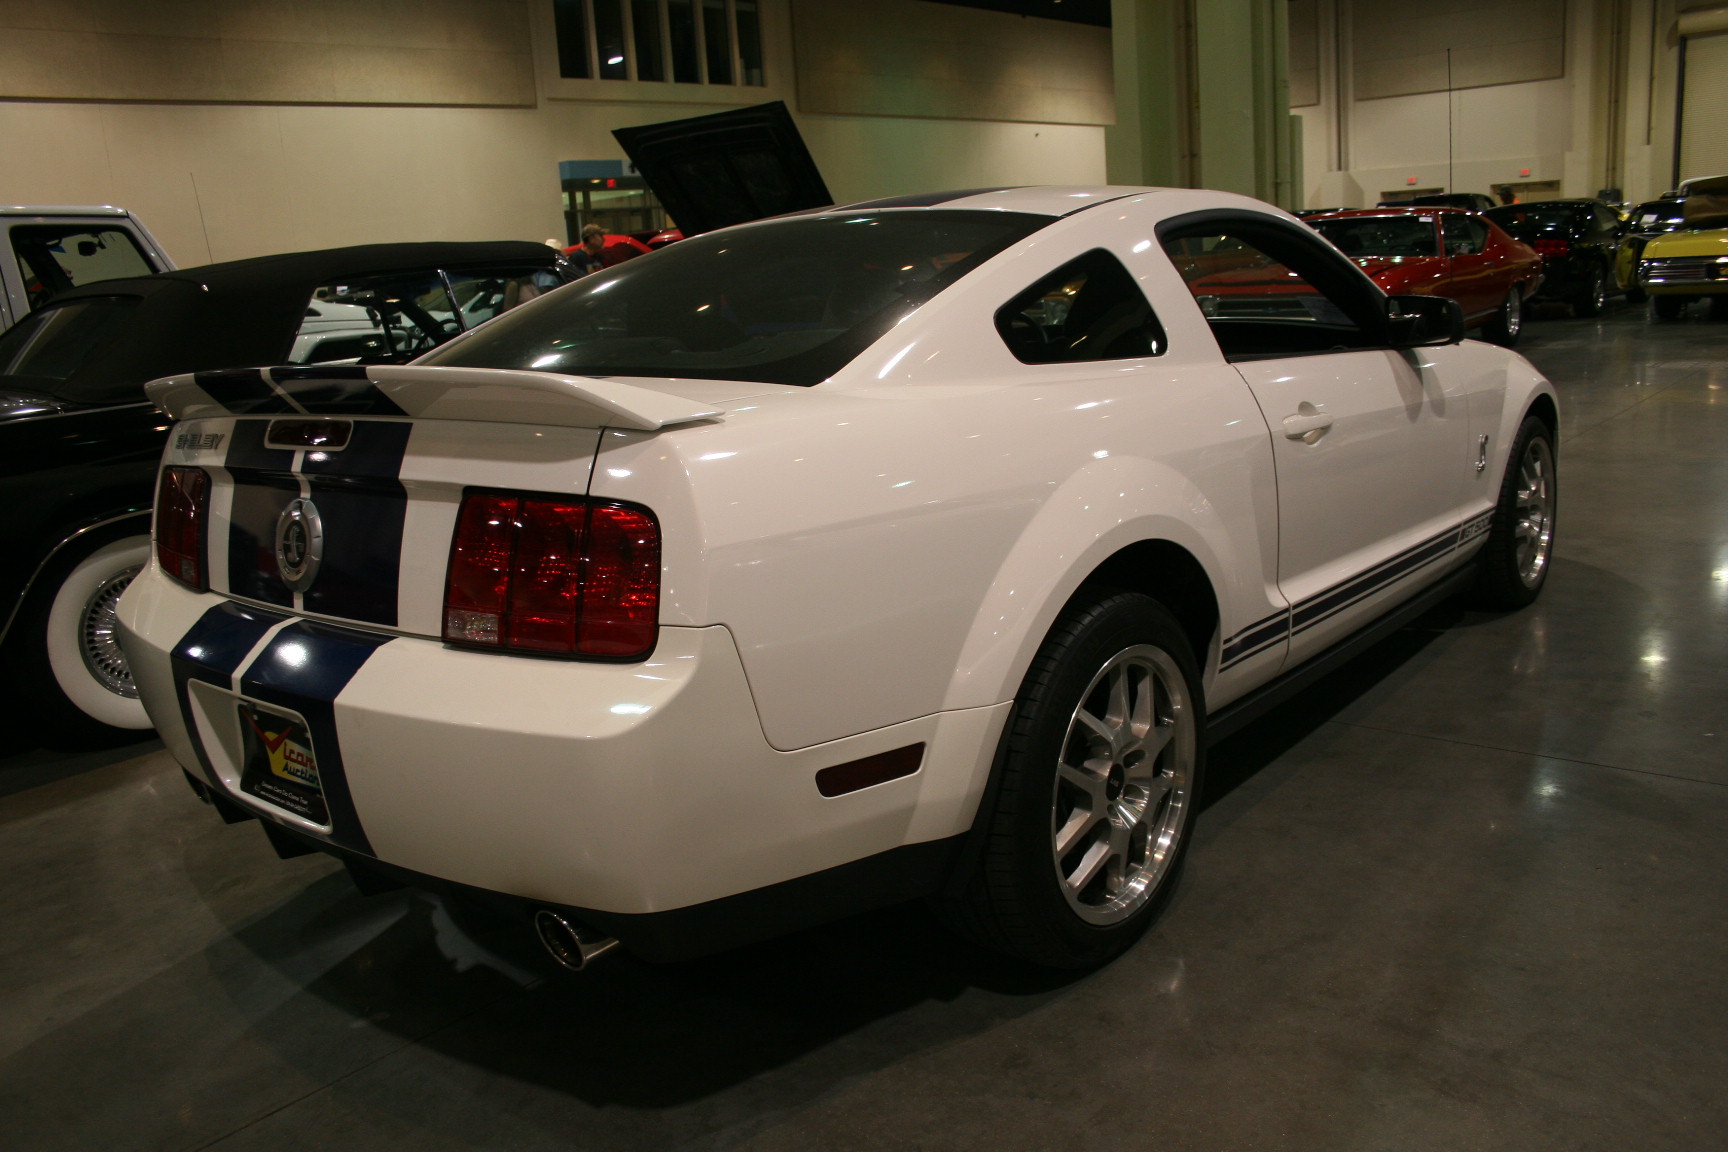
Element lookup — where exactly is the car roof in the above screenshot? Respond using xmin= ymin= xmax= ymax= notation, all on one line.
xmin=1303 ymin=208 xmax=1460 ymax=219
xmin=0 ymin=205 xmax=133 ymax=217
xmin=825 ymin=186 xmax=1156 ymax=218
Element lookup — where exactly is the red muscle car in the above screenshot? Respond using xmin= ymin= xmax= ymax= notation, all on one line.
xmin=1303 ymin=208 xmax=1542 ymax=345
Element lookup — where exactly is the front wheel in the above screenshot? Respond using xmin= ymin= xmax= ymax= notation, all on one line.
xmin=935 ymin=593 xmax=1204 ymax=969
xmin=1468 ymin=416 xmax=1557 ymax=610
xmin=1651 ymin=295 xmax=1685 ymax=321
xmin=1482 ymin=286 xmax=1523 ymax=346
xmin=7 ymin=532 xmax=154 ymax=747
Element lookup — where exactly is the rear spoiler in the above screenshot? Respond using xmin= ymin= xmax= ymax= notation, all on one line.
xmin=144 ymin=364 xmax=724 ymax=432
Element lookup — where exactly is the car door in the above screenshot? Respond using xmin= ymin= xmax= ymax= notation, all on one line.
xmin=1442 ymin=214 xmax=1500 ymax=320
xmin=1162 ymin=213 xmax=1474 ymax=666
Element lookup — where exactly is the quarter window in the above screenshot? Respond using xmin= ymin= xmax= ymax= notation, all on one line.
xmin=996 ymin=249 xmax=1166 ymax=365
xmin=1441 ymin=215 xmax=1490 ymax=255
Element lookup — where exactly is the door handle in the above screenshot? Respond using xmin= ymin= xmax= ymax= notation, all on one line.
xmin=1282 ymin=409 xmax=1334 ymax=442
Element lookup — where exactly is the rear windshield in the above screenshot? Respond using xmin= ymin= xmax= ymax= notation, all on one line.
xmin=1310 ymin=215 xmax=1439 ymax=258
xmin=1482 ymin=204 xmax=1587 ymax=235
xmin=420 ymin=210 xmax=1050 ymax=386
xmin=0 ymin=296 xmax=140 ymax=397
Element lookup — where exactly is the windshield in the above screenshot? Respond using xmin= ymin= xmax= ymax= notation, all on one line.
xmin=420 ymin=210 xmax=1050 ymax=386
xmin=1310 ymin=215 xmax=1439 ymax=258
xmin=0 ymin=296 xmax=140 ymax=398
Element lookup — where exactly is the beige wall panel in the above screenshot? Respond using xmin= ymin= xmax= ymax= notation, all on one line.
xmin=1289 ymin=0 xmax=1320 ymax=107
xmin=790 ymin=0 xmax=1112 ymax=126
xmin=0 ymin=95 xmax=1106 ymax=265
xmin=1680 ymin=31 xmax=1728 ymax=178
xmin=799 ymin=116 xmax=1105 ymax=202
xmin=1354 ymin=0 xmax=1565 ymax=99
xmin=0 ymin=0 xmax=534 ymax=106
xmin=1350 ymin=79 xmax=1573 ymax=170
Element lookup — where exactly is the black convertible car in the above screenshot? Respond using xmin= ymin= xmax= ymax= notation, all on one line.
xmin=0 ymin=241 xmax=573 ymax=745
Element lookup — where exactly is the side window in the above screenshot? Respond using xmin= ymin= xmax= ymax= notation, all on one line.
xmin=10 ymin=225 xmax=156 ymax=310
xmin=995 ymin=249 xmax=1166 ymax=365
xmin=1162 ymin=228 xmax=1375 ymax=361
xmin=288 ymin=272 xmax=458 ymax=365
xmin=1441 ymin=215 xmax=1488 ymax=255
xmin=445 ymin=266 xmax=564 ymax=328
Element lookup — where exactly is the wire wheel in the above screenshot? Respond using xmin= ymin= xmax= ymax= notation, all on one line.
xmin=1050 ymin=643 xmax=1195 ymax=926
xmin=1513 ymin=437 xmax=1555 ymax=588
xmin=79 ymin=564 xmax=142 ymax=698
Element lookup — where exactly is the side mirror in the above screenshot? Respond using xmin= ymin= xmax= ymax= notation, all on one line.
xmin=1385 ymin=294 xmax=1465 ymax=348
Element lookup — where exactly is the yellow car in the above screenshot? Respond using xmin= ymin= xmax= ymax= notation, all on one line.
xmin=1639 ymin=177 xmax=1728 ymax=320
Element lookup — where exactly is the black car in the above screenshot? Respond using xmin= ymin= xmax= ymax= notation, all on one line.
xmin=0 ymin=241 xmax=573 ymax=746
xmin=1481 ymin=199 xmax=1626 ymax=316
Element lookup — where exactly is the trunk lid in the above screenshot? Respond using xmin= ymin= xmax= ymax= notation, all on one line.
xmin=149 ymin=364 xmax=772 ymax=639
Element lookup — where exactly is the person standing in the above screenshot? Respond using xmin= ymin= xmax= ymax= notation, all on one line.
xmin=565 ymin=224 xmax=651 ymax=274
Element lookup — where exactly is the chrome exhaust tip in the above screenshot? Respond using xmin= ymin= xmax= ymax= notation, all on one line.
xmin=533 ymin=910 xmax=621 ymax=972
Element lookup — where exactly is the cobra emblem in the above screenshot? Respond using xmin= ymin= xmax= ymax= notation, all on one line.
xmin=275 ymin=498 xmax=324 ymax=592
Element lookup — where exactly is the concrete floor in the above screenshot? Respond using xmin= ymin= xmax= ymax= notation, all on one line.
xmin=3 ymin=304 xmax=1726 ymax=1151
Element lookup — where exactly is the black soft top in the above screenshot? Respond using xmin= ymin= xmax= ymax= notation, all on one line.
xmin=12 ymin=241 xmax=561 ymax=405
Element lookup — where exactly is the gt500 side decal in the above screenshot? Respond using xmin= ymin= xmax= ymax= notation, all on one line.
xmin=1218 ymin=510 xmax=1494 ymax=673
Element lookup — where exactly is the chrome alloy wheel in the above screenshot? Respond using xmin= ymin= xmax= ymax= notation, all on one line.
xmin=1503 ymin=289 xmax=1522 ymax=339
xmin=1514 ymin=437 xmax=1555 ymax=587
xmin=1051 ymin=644 xmax=1195 ymax=925
xmin=79 ymin=564 xmax=142 ymax=698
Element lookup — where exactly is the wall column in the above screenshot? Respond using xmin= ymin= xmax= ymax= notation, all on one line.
xmin=1107 ymin=0 xmax=1298 ymax=206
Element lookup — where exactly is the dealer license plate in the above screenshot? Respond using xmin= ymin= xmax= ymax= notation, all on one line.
xmin=237 ymin=701 xmax=328 ymax=825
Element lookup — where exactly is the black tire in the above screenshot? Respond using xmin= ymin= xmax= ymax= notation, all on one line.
xmin=935 ymin=592 xmax=1205 ymax=969
xmin=1468 ymin=415 xmax=1557 ymax=611
xmin=1572 ymin=265 xmax=1606 ymax=317
xmin=1710 ymin=296 xmax=1728 ymax=322
xmin=1651 ymin=295 xmax=1685 ymax=321
xmin=4 ymin=528 xmax=155 ymax=749
xmin=1481 ymin=286 xmax=1523 ymax=346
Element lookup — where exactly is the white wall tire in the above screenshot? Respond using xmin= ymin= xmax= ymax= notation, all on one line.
xmin=39 ymin=535 xmax=154 ymax=732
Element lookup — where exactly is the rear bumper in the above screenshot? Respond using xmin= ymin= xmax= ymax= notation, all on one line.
xmin=117 ymin=566 xmax=1007 ymax=946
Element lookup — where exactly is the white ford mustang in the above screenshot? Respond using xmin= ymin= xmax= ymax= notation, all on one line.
xmin=118 ymin=187 xmax=1558 ymax=971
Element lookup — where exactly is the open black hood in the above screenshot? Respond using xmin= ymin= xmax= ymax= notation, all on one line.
xmin=613 ymin=101 xmax=833 ymax=236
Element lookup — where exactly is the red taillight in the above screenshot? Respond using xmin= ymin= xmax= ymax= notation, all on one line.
xmin=156 ymin=466 xmax=210 ymax=591
xmin=1534 ymin=238 xmax=1571 ymax=259
xmin=443 ymin=491 xmax=660 ymax=660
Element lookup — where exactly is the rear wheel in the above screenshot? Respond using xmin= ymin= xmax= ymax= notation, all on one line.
xmin=1482 ymin=286 xmax=1523 ymax=346
xmin=1469 ymin=416 xmax=1557 ymax=611
xmin=1651 ymin=295 xmax=1685 ymax=321
xmin=1572 ymin=265 xmax=1607 ymax=317
xmin=7 ymin=532 xmax=154 ymax=747
xmin=936 ymin=593 xmax=1203 ymax=969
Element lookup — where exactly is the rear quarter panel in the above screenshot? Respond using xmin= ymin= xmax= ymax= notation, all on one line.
xmin=588 ymin=193 xmax=1287 ymax=751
